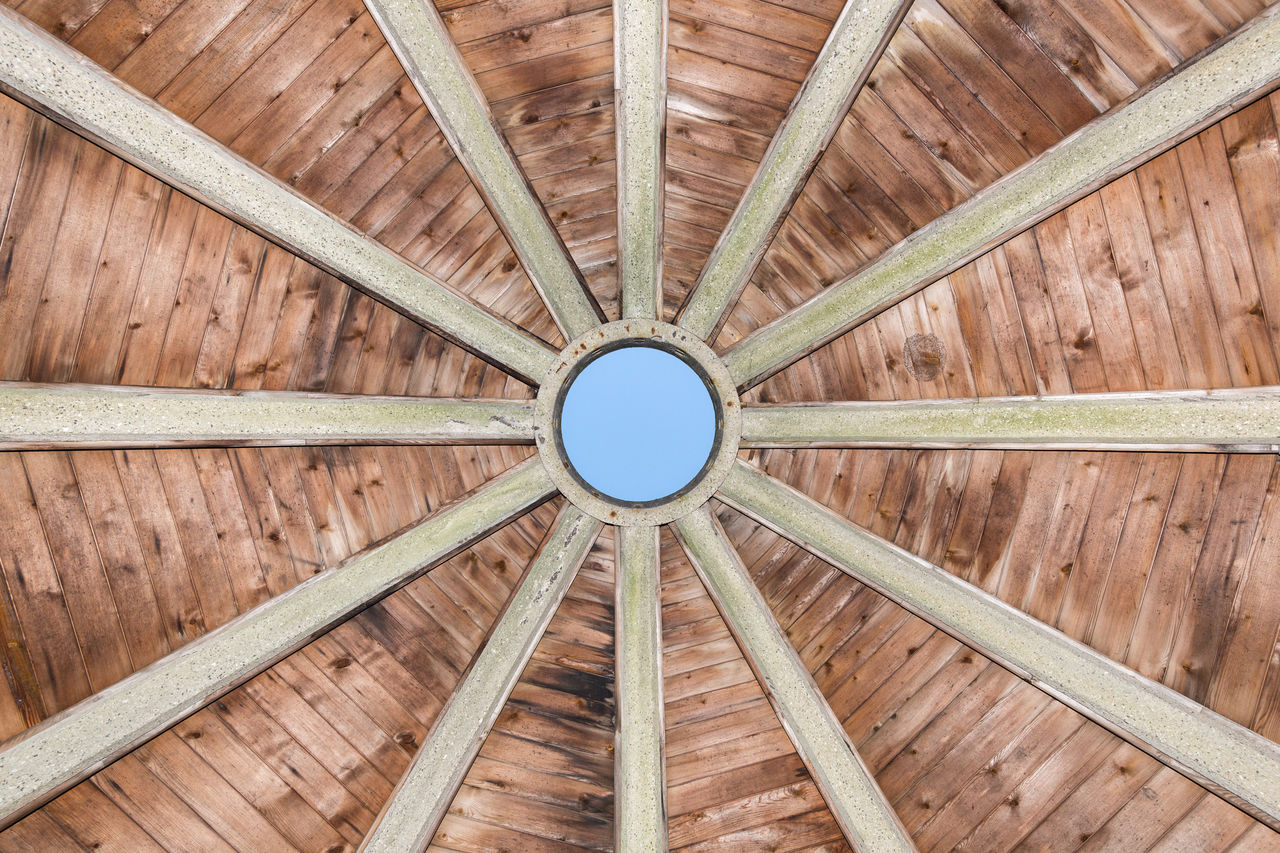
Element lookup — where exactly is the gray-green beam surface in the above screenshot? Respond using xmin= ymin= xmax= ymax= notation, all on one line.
xmin=614 ymin=524 xmax=667 ymax=853
xmin=0 ymin=458 xmax=556 ymax=829
xmin=719 ymin=460 xmax=1280 ymax=831
xmin=674 ymin=507 xmax=918 ymax=852
xmin=724 ymin=4 xmax=1280 ymax=390
xmin=740 ymin=388 xmax=1280 ymax=452
xmin=0 ymin=383 xmax=535 ymax=449
xmin=0 ymin=5 xmax=556 ymax=386
xmin=677 ymin=0 xmax=910 ymax=341
xmin=615 ymin=0 xmax=667 ymax=320
xmin=360 ymin=505 xmax=602 ymax=852
xmin=365 ymin=0 xmax=604 ymax=339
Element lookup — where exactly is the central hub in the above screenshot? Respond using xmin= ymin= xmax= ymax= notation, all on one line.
xmin=534 ymin=320 xmax=741 ymax=526
xmin=559 ymin=343 xmax=717 ymax=504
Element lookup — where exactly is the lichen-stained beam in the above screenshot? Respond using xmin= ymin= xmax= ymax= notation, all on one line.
xmin=364 ymin=0 xmax=605 ymax=339
xmin=614 ymin=525 xmax=667 ymax=853
xmin=741 ymin=387 xmax=1280 ymax=452
xmin=0 ymin=6 xmax=555 ymax=386
xmin=719 ymin=460 xmax=1280 ymax=831
xmin=673 ymin=508 xmax=918 ymax=852
xmin=0 ymin=458 xmax=556 ymax=829
xmin=360 ymin=505 xmax=602 ymax=852
xmin=0 ymin=382 xmax=536 ymax=449
xmin=725 ymin=4 xmax=1280 ymax=390
xmin=676 ymin=0 xmax=912 ymax=341
xmin=615 ymin=0 xmax=668 ymax=321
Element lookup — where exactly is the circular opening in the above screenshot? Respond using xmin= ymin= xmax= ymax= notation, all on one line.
xmin=556 ymin=343 xmax=719 ymax=506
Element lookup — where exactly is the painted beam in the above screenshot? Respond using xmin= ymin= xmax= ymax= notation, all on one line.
xmin=0 ymin=382 xmax=536 ymax=449
xmin=615 ymin=0 xmax=668 ymax=321
xmin=724 ymin=5 xmax=1280 ymax=390
xmin=674 ymin=507 xmax=918 ymax=852
xmin=0 ymin=458 xmax=556 ymax=829
xmin=741 ymin=387 xmax=1280 ymax=452
xmin=360 ymin=505 xmax=602 ymax=852
xmin=718 ymin=460 xmax=1280 ymax=831
xmin=676 ymin=0 xmax=911 ymax=341
xmin=614 ymin=524 xmax=667 ymax=853
xmin=365 ymin=0 xmax=605 ymax=339
xmin=0 ymin=5 xmax=555 ymax=386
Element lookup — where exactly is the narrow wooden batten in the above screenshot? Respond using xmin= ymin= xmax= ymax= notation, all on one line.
xmin=740 ymin=388 xmax=1280 ymax=452
xmin=0 ymin=383 xmax=536 ymax=449
xmin=724 ymin=5 xmax=1280 ymax=391
xmin=0 ymin=5 xmax=557 ymax=385
xmin=615 ymin=0 xmax=668 ymax=321
xmin=359 ymin=505 xmax=602 ymax=852
xmin=673 ymin=507 xmax=918 ymax=852
xmin=718 ymin=460 xmax=1280 ymax=831
xmin=614 ymin=525 xmax=667 ymax=852
xmin=364 ymin=0 xmax=605 ymax=339
xmin=675 ymin=0 xmax=912 ymax=341
xmin=0 ymin=458 xmax=557 ymax=829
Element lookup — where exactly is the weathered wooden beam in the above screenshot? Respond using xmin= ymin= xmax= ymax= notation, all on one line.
xmin=365 ymin=0 xmax=605 ymax=339
xmin=615 ymin=0 xmax=667 ymax=321
xmin=741 ymin=388 xmax=1280 ymax=452
xmin=0 ymin=5 xmax=555 ymax=386
xmin=359 ymin=505 xmax=601 ymax=852
xmin=718 ymin=460 xmax=1280 ymax=831
xmin=725 ymin=5 xmax=1280 ymax=390
xmin=0 ymin=382 xmax=535 ymax=449
xmin=673 ymin=507 xmax=918 ymax=852
xmin=614 ymin=524 xmax=667 ymax=853
xmin=676 ymin=0 xmax=911 ymax=341
xmin=0 ymin=458 xmax=556 ymax=829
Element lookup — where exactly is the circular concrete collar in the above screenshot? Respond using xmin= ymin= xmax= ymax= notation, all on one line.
xmin=534 ymin=320 xmax=741 ymax=526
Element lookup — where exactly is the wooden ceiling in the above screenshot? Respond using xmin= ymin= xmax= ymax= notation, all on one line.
xmin=0 ymin=0 xmax=1279 ymax=849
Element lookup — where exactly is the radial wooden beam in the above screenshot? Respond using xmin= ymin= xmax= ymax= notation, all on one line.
xmin=741 ymin=387 xmax=1280 ymax=452
xmin=718 ymin=459 xmax=1280 ymax=831
xmin=0 ymin=458 xmax=556 ymax=829
xmin=674 ymin=507 xmax=918 ymax=852
xmin=676 ymin=0 xmax=911 ymax=341
xmin=615 ymin=0 xmax=668 ymax=321
xmin=364 ymin=0 xmax=605 ymax=339
xmin=0 ymin=5 xmax=555 ymax=386
xmin=614 ymin=524 xmax=667 ymax=853
xmin=724 ymin=5 xmax=1280 ymax=390
xmin=0 ymin=382 xmax=535 ymax=449
xmin=359 ymin=505 xmax=602 ymax=852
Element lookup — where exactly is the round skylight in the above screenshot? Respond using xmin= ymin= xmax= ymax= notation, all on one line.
xmin=558 ymin=345 xmax=717 ymax=504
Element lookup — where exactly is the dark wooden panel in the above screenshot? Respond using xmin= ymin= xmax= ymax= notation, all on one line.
xmin=429 ymin=527 xmax=615 ymax=852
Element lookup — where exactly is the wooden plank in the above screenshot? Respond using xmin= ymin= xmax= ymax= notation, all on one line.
xmin=0 ymin=453 xmax=93 ymax=714
xmin=0 ymin=383 xmax=537 ymax=449
xmin=740 ymin=388 xmax=1280 ymax=452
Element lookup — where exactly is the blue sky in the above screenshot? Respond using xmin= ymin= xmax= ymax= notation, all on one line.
xmin=560 ymin=347 xmax=715 ymax=502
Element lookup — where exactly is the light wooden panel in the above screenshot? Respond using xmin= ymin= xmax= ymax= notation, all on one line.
xmin=0 ymin=0 xmax=560 ymax=345
xmin=0 ymin=96 xmax=535 ymax=400
xmin=660 ymin=528 xmax=851 ymax=851
xmin=660 ymin=0 xmax=842 ymax=321
xmin=0 ymin=503 xmax=560 ymax=851
xmin=746 ymin=91 xmax=1280 ymax=405
xmin=717 ymin=497 xmax=1280 ymax=850
xmin=715 ymin=0 xmax=1275 ymax=350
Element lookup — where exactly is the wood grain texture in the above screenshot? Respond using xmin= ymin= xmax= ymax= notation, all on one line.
xmin=2 ymin=0 xmax=1280 ymax=848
